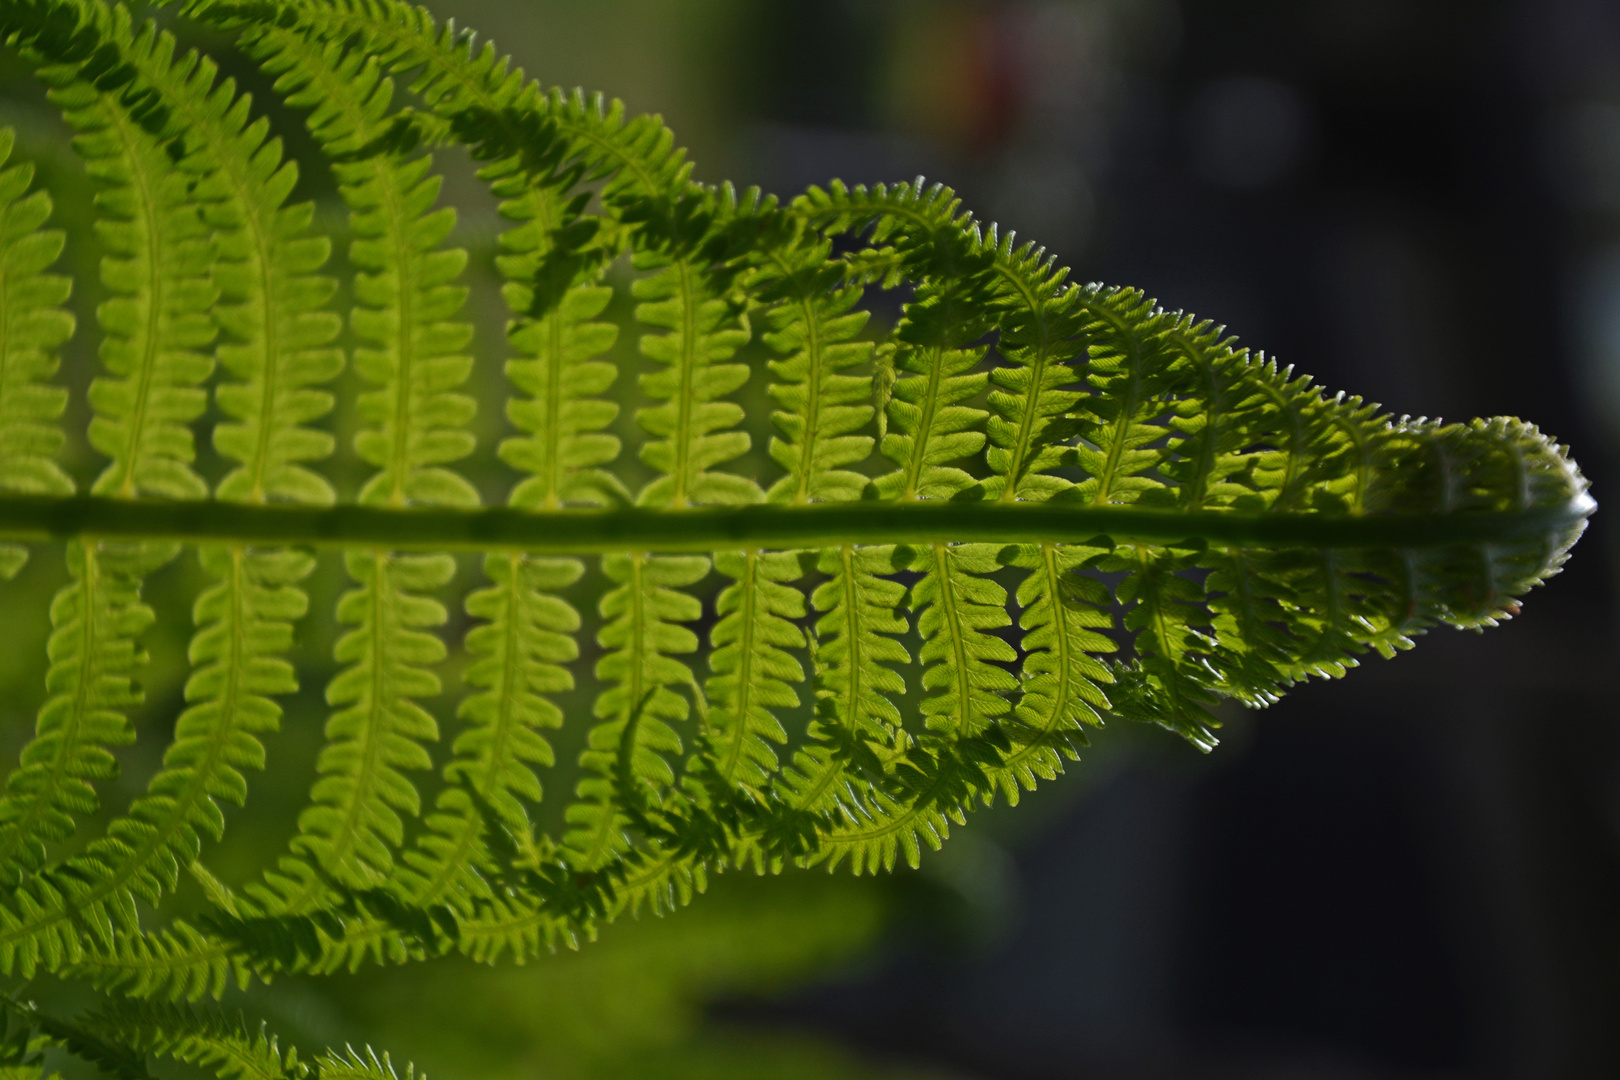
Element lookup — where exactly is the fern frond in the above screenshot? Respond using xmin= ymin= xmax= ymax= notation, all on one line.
xmin=400 ymin=152 xmax=620 ymax=911
xmin=794 ymin=541 xmax=1027 ymax=867
xmin=495 ymin=174 xmax=623 ymax=509
xmin=0 ymin=0 xmax=1589 ymax=1031
xmin=1106 ymin=543 xmax=1222 ymax=748
xmin=811 ymin=744 xmax=981 ymax=875
xmin=2 ymin=995 xmax=152 ymax=1080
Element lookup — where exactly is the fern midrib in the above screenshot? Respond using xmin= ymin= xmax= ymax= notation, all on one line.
xmin=930 ymin=543 xmax=977 ymax=741
xmin=898 ymin=338 xmax=948 ymax=500
xmin=0 ymin=200 xmax=12 ymax=416
xmin=100 ymin=97 xmax=168 ymax=500
xmin=278 ymin=552 xmax=392 ymax=915
xmin=760 ymin=246 xmax=828 ymax=506
xmin=1176 ymin=338 xmax=1224 ymax=510
xmin=614 ymin=554 xmax=648 ymax=808
xmin=66 ymin=919 xmax=237 ymax=991
xmin=379 ymin=158 xmax=418 ymax=508
xmin=718 ymin=550 xmax=759 ymax=786
xmin=129 ymin=544 xmax=250 ymax=863
xmin=161 ymin=1030 xmax=282 ymax=1080
xmin=821 ymin=759 xmax=950 ymax=849
xmin=669 ymin=259 xmax=698 ymax=509
xmin=792 ymin=292 xmax=826 ymax=503
xmin=895 ymin=247 xmax=978 ymax=502
xmin=0 ymin=492 xmax=1590 ymax=552
xmin=509 ymin=183 xmax=573 ymax=510
xmin=542 ymin=306 xmax=565 ymax=507
xmin=244 ymin=192 xmax=285 ymax=503
xmin=1506 ymin=433 xmax=1531 ymax=513
xmin=836 ymin=546 xmax=868 ymax=745
xmin=1226 ymin=547 xmax=1265 ymax=672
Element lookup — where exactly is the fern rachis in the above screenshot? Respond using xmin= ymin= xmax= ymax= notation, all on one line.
xmin=0 ymin=0 xmax=1592 ymax=1075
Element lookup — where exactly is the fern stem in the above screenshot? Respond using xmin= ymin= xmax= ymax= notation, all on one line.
xmin=0 ymin=491 xmax=1589 ymax=553
xmin=787 ymin=290 xmax=825 ymax=505
xmin=929 ymin=542 xmax=977 ymax=742
xmin=668 ymin=261 xmax=699 ymax=509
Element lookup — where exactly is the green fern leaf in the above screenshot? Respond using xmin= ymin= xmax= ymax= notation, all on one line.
xmin=0 ymin=0 xmax=1588 ymax=1034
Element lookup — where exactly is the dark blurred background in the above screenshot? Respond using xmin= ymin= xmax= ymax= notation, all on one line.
xmin=427 ymin=1 xmax=1620 ymax=1077
xmin=7 ymin=2 xmax=1618 ymax=1078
